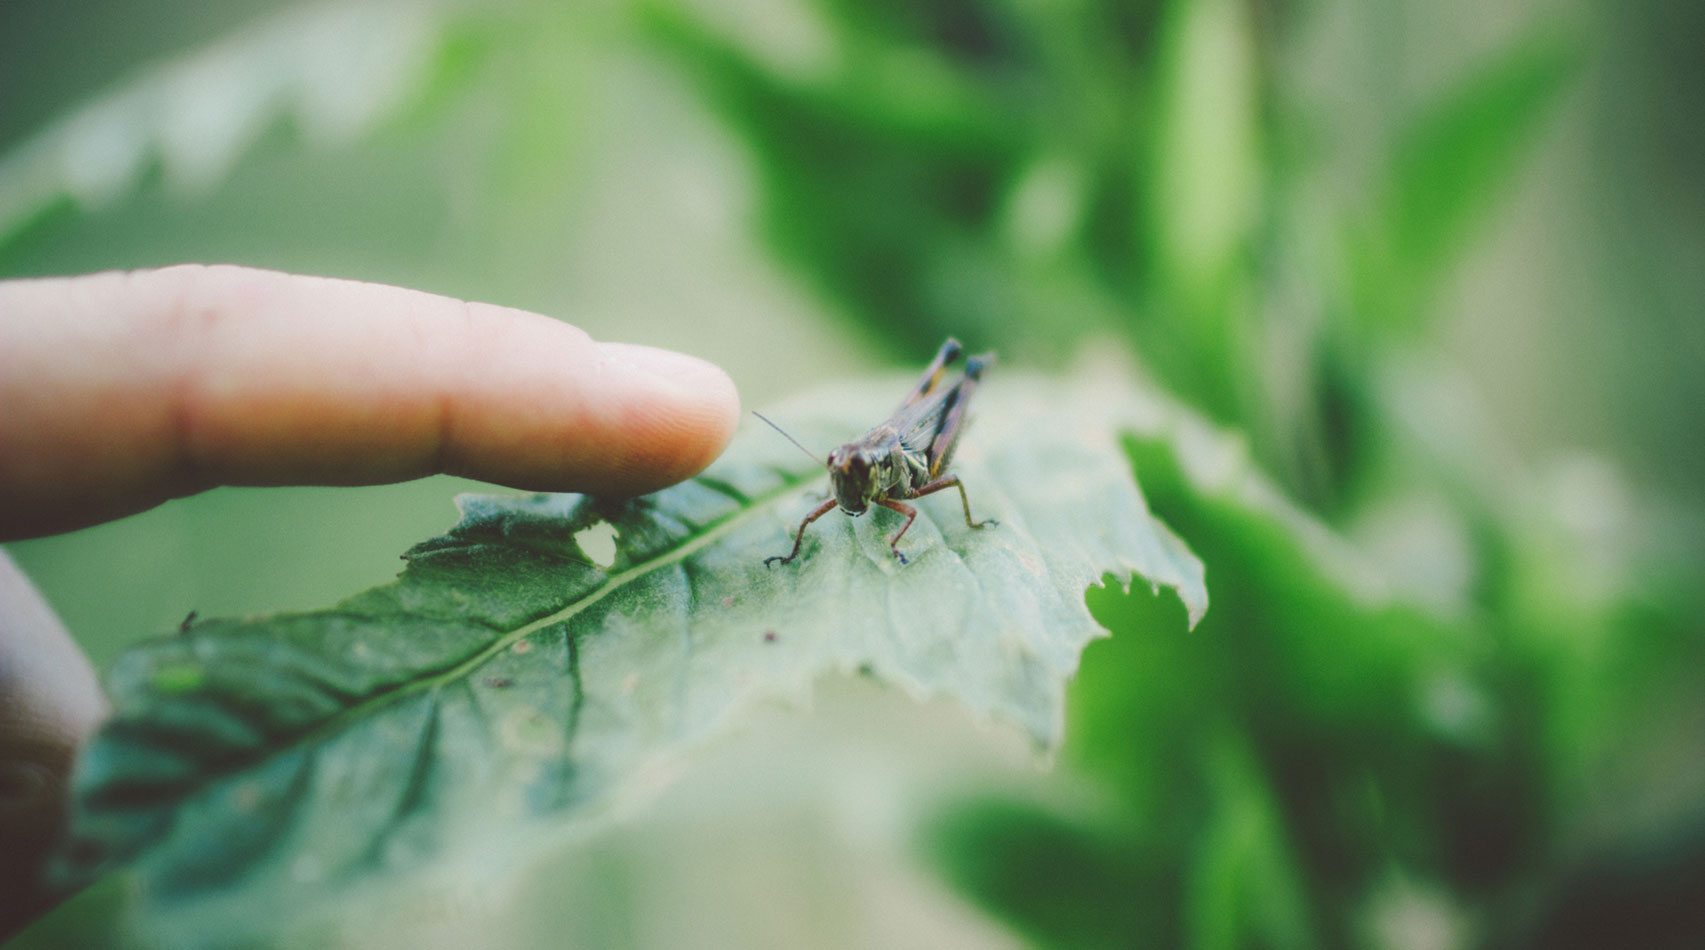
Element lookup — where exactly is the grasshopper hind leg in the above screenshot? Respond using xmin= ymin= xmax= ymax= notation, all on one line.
xmin=908 ymin=475 xmax=997 ymax=530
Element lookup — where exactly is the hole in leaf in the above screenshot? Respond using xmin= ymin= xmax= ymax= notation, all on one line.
xmin=573 ymin=522 xmax=618 ymax=569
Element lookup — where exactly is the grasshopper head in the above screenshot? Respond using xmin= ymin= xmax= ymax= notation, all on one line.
xmin=827 ymin=445 xmax=880 ymax=515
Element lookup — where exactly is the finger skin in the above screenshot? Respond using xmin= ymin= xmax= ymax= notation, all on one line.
xmin=0 ymin=551 xmax=106 ymax=938
xmin=0 ymin=265 xmax=740 ymax=539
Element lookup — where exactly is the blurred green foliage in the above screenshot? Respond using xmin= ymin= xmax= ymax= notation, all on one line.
xmin=3 ymin=0 xmax=1703 ymax=946
xmin=637 ymin=0 xmax=1705 ymax=945
xmin=1352 ymin=29 xmax=1581 ymax=336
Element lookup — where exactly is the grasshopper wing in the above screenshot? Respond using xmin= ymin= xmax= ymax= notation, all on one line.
xmin=890 ymin=338 xmax=963 ymax=415
xmin=891 ymin=352 xmax=993 ymax=478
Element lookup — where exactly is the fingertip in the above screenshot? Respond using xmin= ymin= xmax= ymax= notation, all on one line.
xmin=589 ymin=342 xmax=741 ymax=494
xmin=0 ymin=262 xmax=748 ymax=522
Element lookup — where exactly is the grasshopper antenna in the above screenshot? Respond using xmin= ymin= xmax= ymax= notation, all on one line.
xmin=752 ymin=411 xmax=825 ymax=466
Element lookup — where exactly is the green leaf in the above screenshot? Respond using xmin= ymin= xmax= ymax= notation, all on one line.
xmin=58 ymin=372 xmax=1205 ymax=936
xmin=1357 ymin=30 xmax=1580 ymax=327
xmin=1145 ymin=0 xmax=1260 ymax=311
xmin=641 ymin=0 xmax=1123 ymax=363
xmin=1183 ymin=743 xmax=1316 ymax=950
xmin=932 ymin=404 xmax=1455 ymax=949
xmin=1134 ymin=0 xmax=1264 ymax=428
xmin=926 ymin=798 xmax=1179 ymax=950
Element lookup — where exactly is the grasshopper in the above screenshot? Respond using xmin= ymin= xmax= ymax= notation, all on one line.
xmin=758 ymin=338 xmax=997 ymax=567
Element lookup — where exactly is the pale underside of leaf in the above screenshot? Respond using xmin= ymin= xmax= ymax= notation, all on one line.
xmin=59 ymin=372 xmax=1205 ymax=932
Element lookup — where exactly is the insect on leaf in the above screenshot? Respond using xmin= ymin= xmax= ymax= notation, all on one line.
xmin=57 ymin=370 xmax=1207 ymax=937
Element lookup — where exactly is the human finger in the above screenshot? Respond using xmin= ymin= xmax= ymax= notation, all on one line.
xmin=0 ymin=265 xmax=740 ymax=539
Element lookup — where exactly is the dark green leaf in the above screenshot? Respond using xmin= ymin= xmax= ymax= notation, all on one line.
xmin=642 ymin=0 xmax=1121 ymax=361
xmin=926 ymin=798 xmax=1179 ymax=950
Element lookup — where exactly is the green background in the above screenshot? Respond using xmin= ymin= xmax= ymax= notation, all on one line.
xmin=4 ymin=0 xmax=1703 ymax=946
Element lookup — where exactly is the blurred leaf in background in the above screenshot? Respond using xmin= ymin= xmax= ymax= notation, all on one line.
xmin=1349 ymin=28 xmax=1581 ymax=337
xmin=636 ymin=0 xmax=1705 ymax=946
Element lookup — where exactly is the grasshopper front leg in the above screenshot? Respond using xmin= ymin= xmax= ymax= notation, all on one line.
xmin=875 ymin=498 xmax=918 ymax=563
xmin=765 ymin=497 xmax=838 ymax=567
